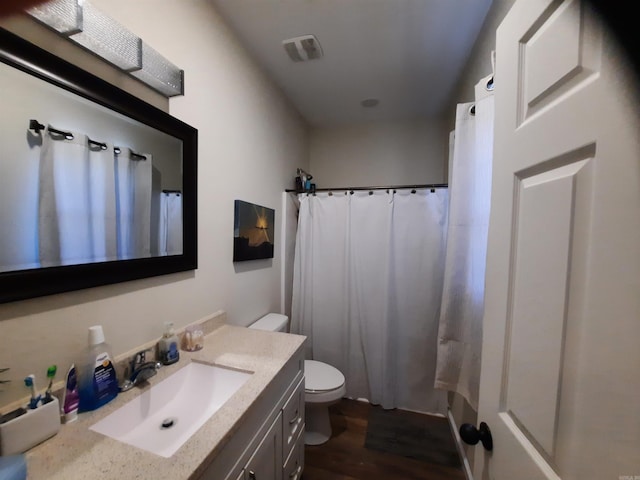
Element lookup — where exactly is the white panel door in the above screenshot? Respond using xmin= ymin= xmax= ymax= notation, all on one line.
xmin=476 ymin=0 xmax=640 ymax=479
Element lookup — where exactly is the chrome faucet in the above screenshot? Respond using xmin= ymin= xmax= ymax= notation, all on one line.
xmin=119 ymin=348 xmax=161 ymax=392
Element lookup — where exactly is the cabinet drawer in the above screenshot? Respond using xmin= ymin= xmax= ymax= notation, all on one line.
xmin=281 ymin=376 xmax=304 ymax=460
xmin=283 ymin=427 xmax=304 ymax=480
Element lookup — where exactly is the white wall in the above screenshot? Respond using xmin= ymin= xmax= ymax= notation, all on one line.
xmin=309 ymin=120 xmax=447 ymax=188
xmin=0 ymin=0 xmax=308 ymax=408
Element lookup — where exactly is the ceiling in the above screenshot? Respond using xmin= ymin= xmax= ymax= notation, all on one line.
xmin=210 ymin=0 xmax=493 ymax=128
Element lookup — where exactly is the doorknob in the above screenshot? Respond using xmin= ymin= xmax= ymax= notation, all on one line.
xmin=459 ymin=422 xmax=493 ymax=451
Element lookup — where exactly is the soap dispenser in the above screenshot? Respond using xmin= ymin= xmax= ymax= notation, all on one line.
xmin=159 ymin=322 xmax=179 ymax=365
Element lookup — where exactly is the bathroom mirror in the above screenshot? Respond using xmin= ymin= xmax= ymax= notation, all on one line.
xmin=0 ymin=28 xmax=197 ymax=303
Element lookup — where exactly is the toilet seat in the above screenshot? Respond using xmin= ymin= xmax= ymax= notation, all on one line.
xmin=305 ymin=360 xmax=345 ymax=392
xmin=304 ymin=360 xmax=346 ymax=404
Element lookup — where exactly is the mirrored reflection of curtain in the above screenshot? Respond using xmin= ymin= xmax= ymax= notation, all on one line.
xmin=291 ymin=189 xmax=449 ymax=413
xmin=159 ymin=192 xmax=183 ymax=256
xmin=115 ymin=149 xmax=152 ymax=259
xmin=38 ymin=130 xmax=92 ymax=267
xmin=0 ymin=134 xmax=39 ymax=273
xmin=434 ymin=75 xmax=495 ymax=411
xmin=88 ymin=143 xmax=117 ymax=262
xmin=38 ymin=133 xmax=117 ymax=267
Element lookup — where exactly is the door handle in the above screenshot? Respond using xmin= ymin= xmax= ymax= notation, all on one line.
xmin=460 ymin=422 xmax=493 ymax=451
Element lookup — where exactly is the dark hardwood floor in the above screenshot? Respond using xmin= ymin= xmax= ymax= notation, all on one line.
xmin=303 ymin=399 xmax=466 ymax=480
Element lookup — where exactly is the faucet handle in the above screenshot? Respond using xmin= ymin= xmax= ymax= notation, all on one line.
xmin=132 ymin=348 xmax=153 ymax=367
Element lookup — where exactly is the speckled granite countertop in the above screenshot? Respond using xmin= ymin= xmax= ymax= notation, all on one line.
xmin=25 ymin=323 xmax=306 ymax=480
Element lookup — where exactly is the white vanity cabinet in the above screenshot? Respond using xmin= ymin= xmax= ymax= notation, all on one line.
xmin=196 ymin=347 xmax=305 ymax=480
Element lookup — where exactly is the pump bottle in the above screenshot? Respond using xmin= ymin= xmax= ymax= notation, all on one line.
xmin=159 ymin=322 xmax=180 ymax=365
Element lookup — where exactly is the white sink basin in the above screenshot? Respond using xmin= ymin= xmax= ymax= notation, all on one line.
xmin=90 ymin=362 xmax=252 ymax=457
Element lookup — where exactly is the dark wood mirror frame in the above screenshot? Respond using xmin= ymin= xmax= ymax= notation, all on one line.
xmin=0 ymin=28 xmax=198 ymax=304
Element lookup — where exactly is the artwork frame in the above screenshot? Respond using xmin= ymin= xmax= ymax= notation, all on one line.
xmin=233 ymin=200 xmax=275 ymax=262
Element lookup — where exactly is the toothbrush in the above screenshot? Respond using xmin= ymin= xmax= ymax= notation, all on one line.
xmin=44 ymin=365 xmax=57 ymax=403
xmin=24 ymin=374 xmax=41 ymax=409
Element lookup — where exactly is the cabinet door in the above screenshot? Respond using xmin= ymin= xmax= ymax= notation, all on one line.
xmin=281 ymin=378 xmax=305 ymax=461
xmin=245 ymin=413 xmax=283 ymax=480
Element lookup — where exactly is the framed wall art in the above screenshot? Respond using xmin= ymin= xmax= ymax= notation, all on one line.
xmin=233 ymin=200 xmax=275 ymax=262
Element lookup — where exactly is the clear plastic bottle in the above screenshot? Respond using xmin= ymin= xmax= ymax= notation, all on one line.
xmin=159 ymin=322 xmax=180 ymax=365
xmin=77 ymin=325 xmax=118 ymax=412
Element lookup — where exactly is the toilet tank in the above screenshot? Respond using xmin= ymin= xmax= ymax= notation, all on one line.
xmin=249 ymin=313 xmax=288 ymax=332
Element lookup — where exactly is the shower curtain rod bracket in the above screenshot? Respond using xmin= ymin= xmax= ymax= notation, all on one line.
xmin=28 ymin=119 xmax=73 ymax=140
xmin=29 ymin=119 xmax=45 ymax=133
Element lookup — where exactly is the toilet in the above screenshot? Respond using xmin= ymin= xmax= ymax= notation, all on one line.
xmin=249 ymin=313 xmax=346 ymax=445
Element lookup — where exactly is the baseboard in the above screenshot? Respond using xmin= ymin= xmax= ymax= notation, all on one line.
xmin=447 ymin=408 xmax=474 ymax=480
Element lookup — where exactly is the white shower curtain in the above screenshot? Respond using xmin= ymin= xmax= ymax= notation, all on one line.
xmin=38 ymin=131 xmax=94 ymax=267
xmin=115 ymin=149 xmax=152 ymax=259
xmin=434 ymin=75 xmax=495 ymax=411
xmin=159 ymin=192 xmax=183 ymax=255
xmin=291 ymin=189 xmax=449 ymax=413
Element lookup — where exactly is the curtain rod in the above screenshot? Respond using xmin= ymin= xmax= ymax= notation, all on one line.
xmin=285 ymin=183 xmax=448 ymax=193
xmin=28 ymin=119 xmax=147 ymax=160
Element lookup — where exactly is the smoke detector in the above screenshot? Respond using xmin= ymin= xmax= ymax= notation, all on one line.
xmin=282 ymin=35 xmax=323 ymax=62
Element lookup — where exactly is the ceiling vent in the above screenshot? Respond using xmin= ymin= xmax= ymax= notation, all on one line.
xmin=282 ymin=35 xmax=323 ymax=62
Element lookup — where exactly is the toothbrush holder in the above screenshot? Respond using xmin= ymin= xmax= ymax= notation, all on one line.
xmin=0 ymin=397 xmax=60 ymax=455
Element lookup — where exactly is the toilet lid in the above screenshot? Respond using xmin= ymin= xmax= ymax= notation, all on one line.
xmin=249 ymin=313 xmax=288 ymax=332
xmin=305 ymin=360 xmax=345 ymax=392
